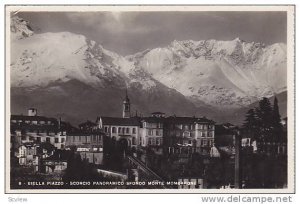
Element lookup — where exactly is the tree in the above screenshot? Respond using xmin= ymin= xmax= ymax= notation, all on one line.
xmin=255 ymin=97 xmax=273 ymax=142
xmin=272 ymin=97 xmax=283 ymax=142
xmin=243 ymin=109 xmax=255 ymax=128
xmin=243 ymin=109 xmax=259 ymax=140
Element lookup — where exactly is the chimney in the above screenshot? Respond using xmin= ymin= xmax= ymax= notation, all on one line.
xmin=28 ymin=108 xmax=37 ymax=116
xmin=59 ymin=117 xmax=62 ymax=129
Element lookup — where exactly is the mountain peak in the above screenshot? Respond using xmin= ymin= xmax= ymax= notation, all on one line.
xmin=233 ymin=37 xmax=242 ymax=42
xmin=10 ymin=16 xmax=34 ymax=40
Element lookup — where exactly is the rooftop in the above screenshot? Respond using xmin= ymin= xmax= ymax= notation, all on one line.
xmin=100 ymin=117 xmax=141 ymax=126
xmin=165 ymin=116 xmax=214 ymax=124
xmin=11 ymin=115 xmax=57 ymax=122
xmin=100 ymin=116 xmax=215 ymax=125
xmin=151 ymin=112 xmax=165 ymax=115
xmin=44 ymin=150 xmax=71 ymax=161
xmin=78 ymin=120 xmax=97 ymax=128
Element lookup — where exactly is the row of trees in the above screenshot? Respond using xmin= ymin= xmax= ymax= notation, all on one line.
xmin=243 ymin=97 xmax=285 ymax=142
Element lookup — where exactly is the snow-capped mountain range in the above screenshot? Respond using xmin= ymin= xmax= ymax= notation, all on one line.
xmin=10 ymin=16 xmax=287 ymax=124
xmin=127 ymin=38 xmax=286 ymax=108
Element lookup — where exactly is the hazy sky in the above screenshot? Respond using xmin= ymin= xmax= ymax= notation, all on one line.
xmin=16 ymin=11 xmax=287 ymax=55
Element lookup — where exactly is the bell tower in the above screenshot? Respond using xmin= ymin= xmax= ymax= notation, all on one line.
xmin=122 ymin=89 xmax=131 ymax=118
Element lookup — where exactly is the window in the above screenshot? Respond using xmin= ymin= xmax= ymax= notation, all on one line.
xmin=126 ymin=128 xmax=130 ymax=134
xmin=156 ymin=138 xmax=160 ymax=145
xmin=207 ymin=131 xmax=212 ymax=137
xmin=55 ymin=138 xmax=59 ymax=143
xmin=199 ymin=125 xmax=203 ymax=129
xmin=86 ymin=136 xmax=90 ymax=142
xmin=78 ymin=136 xmax=82 ymax=142
xmin=148 ymin=129 xmax=153 ymax=136
xmin=112 ymin=127 xmax=116 ymax=133
xmin=148 ymin=138 xmax=151 ymax=145
xmin=183 ymin=131 xmax=191 ymax=137
xmin=175 ymin=124 xmax=182 ymax=129
xmin=46 ymin=137 xmax=51 ymax=143
xmin=132 ymin=137 xmax=136 ymax=145
xmin=132 ymin=128 xmax=136 ymax=134
xmin=37 ymin=137 xmax=41 ymax=142
xmin=143 ymin=122 xmax=147 ymax=128
xmin=104 ymin=127 xmax=108 ymax=133
xmin=156 ymin=130 xmax=159 ymax=136
xmin=61 ymin=138 xmax=65 ymax=143
xmin=118 ymin=127 xmax=121 ymax=133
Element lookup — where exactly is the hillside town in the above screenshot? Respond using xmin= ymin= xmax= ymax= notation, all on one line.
xmin=10 ymin=91 xmax=287 ymax=189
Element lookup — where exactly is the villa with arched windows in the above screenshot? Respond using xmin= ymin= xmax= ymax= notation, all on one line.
xmin=95 ymin=90 xmax=216 ymax=156
xmin=97 ymin=116 xmax=140 ymax=149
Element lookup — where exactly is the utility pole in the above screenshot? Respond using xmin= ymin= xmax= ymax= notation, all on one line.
xmin=234 ymin=130 xmax=241 ymax=189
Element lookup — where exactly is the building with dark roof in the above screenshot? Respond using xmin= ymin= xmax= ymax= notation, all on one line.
xmin=10 ymin=109 xmax=67 ymax=151
xmin=66 ymin=121 xmax=105 ymax=165
xmin=139 ymin=117 xmax=164 ymax=148
xmin=162 ymin=116 xmax=215 ymax=155
xmin=97 ymin=116 xmax=140 ymax=149
xmin=94 ymin=91 xmax=216 ymax=156
xmin=151 ymin=112 xmax=166 ymax=118
xmin=96 ymin=114 xmax=215 ymax=156
xmin=78 ymin=120 xmax=97 ymax=132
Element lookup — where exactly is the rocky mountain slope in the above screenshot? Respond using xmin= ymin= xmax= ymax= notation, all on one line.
xmin=127 ymin=38 xmax=286 ymax=108
xmin=10 ymin=16 xmax=287 ymax=124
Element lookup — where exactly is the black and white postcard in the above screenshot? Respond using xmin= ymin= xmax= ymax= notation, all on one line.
xmin=5 ymin=5 xmax=295 ymax=193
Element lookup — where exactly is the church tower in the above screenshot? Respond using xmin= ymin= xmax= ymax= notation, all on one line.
xmin=122 ymin=90 xmax=131 ymax=118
